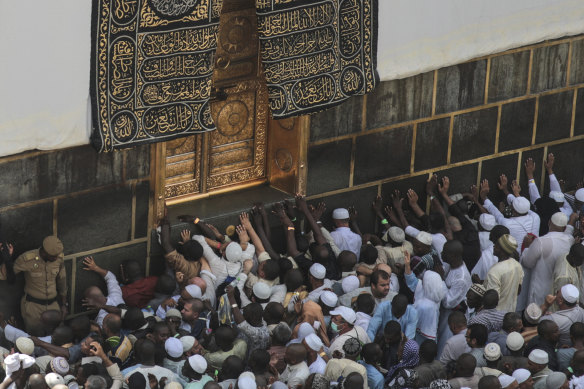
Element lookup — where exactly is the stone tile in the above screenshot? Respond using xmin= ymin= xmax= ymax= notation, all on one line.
xmin=307 ymin=140 xmax=352 ymax=196
xmin=310 ymin=96 xmax=363 ymax=141
xmin=481 ymin=154 xmax=520 ymax=205
xmin=354 ymin=126 xmax=413 ymax=185
xmin=309 ymin=186 xmax=379 ymax=233
xmin=381 ymin=174 xmax=430 ymax=210
xmin=498 ymin=99 xmax=536 ymax=152
xmin=531 ymin=43 xmax=569 ymax=93
xmin=0 ymin=203 xmax=53 ymax=258
xmin=58 ymin=186 xmax=133 ymax=255
xmin=135 ymin=181 xmax=150 ymax=239
xmin=570 ymin=39 xmax=584 ymax=86
xmin=575 ymin=88 xmax=584 ymax=136
xmin=434 ymin=164 xmax=479 ymax=195
xmin=451 ymin=107 xmax=498 ymax=163
xmin=548 ymin=139 xmax=584 ymax=191
xmin=535 ymin=91 xmax=573 ymax=144
xmin=414 ymin=118 xmax=450 ymax=172
xmin=435 ymin=60 xmax=487 ymax=114
xmin=488 ymin=51 xmax=530 ymax=102
xmin=366 ymin=72 xmax=433 ymax=130
xmin=0 ymin=145 xmax=124 ymax=208
xmin=125 ymin=144 xmax=151 ymax=180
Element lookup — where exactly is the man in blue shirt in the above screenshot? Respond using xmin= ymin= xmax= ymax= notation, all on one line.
xmin=366 ymin=294 xmax=418 ymax=340
xmin=358 ymin=343 xmax=384 ymax=389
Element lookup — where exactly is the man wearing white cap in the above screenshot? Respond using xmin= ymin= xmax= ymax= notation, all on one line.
xmin=330 ymin=208 xmax=362 ymax=257
xmin=305 ymin=263 xmax=333 ymax=303
xmin=478 ymin=214 xmax=497 ymax=251
xmin=155 ymin=283 xmax=202 ymax=320
xmin=339 ymin=269 xmax=397 ymax=308
xmin=512 ymin=369 xmax=533 ymax=389
xmin=525 ymin=154 xmax=573 ymax=218
xmin=540 ymin=284 xmax=584 ymax=347
xmin=527 ymin=349 xmax=552 ymax=389
xmin=552 ymin=243 xmax=584 ymax=307
xmin=376 ymin=225 xmax=414 ymax=266
xmin=302 ymin=333 xmax=327 ymax=374
xmin=328 ymin=306 xmax=370 ymax=358
xmin=521 ymin=211 xmax=574 ymax=306
xmin=499 ymin=374 xmax=519 ymax=389
xmin=182 ymin=354 xmax=213 ymax=388
xmin=163 ymin=337 xmax=189 ymax=387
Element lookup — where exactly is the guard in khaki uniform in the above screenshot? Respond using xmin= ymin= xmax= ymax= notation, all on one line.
xmin=13 ymin=236 xmax=68 ymax=331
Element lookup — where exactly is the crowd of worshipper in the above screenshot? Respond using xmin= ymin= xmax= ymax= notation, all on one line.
xmin=1 ymin=153 xmax=584 ymax=389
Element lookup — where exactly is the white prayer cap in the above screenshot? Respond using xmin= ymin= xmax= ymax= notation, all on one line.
xmin=51 ymin=357 xmax=70 ymax=376
xmin=498 ymin=374 xmax=517 ymax=389
xmin=320 ymin=291 xmax=338 ymax=308
xmin=184 ymin=284 xmax=202 ymax=299
xmin=4 ymin=354 xmax=35 ymax=377
xmin=506 ymin=332 xmax=525 ymax=351
xmin=551 ymin=212 xmax=568 ymax=228
xmin=166 ymin=308 xmax=182 ymax=318
xmin=416 ymin=231 xmax=433 ymax=246
xmin=298 ymin=322 xmax=315 ymax=340
xmin=479 ymin=214 xmax=496 ymax=231
xmin=546 ymin=372 xmax=567 ymax=389
xmin=576 ymin=188 xmax=584 ymax=202
xmin=304 ymin=333 xmax=324 ymax=352
xmin=332 ymin=208 xmax=350 ymax=219
xmin=53 ymin=386 xmax=69 ymax=389
xmin=512 ymin=369 xmax=531 ymax=384
xmin=329 ymin=306 xmax=357 ymax=325
xmin=561 ymin=284 xmax=579 ymax=303
xmin=341 ymin=276 xmax=360 ymax=294
xmin=550 ymin=191 xmax=565 ymax=203
xmin=525 ymin=303 xmax=542 ymax=324
xmin=238 ymin=373 xmax=256 ymax=389
xmin=15 ymin=337 xmax=34 ymax=355
xmin=383 ymin=226 xmax=405 ymax=243
xmin=225 ymin=242 xmax=243 ymax=262
xmin=309 ymin=263 xmax=326 ymax=279
xmin=528 ymin=349 xmax=549 ymax=365
xmin=512 ymin=196 xmax=531 ymax=214
xmin=164 ymin=383 xmax=182 ymax=389
xmin=180 ymin=336 xmax=195 ymax=353
xmin=165 ymin=337 xmax=183 ymax=358
xmin=484 ymin=343 xmax=501 ymax=361
xmin=270 ymin=382 xmax=287 ymax=389
xmin=253 ymin=282 xmax=271 ymax=300
xmin=188 ymin=354 xmax=207 ymax=374
xmin=45 ymin=373 xmax=65 ymax=388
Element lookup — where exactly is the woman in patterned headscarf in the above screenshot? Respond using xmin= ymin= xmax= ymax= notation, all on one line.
xmin=386 ymin=339 xmax=421 ymax=383
xmin=388 ymin=368 xmax=419 ymax=389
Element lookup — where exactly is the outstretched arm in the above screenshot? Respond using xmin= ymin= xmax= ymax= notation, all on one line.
xmin=348 ymin=206 xmax=362 ymax=237
xmin=525 ymin=158 xmax=540 ymax=205
xmin=296 ymin=194 xmax=326 ymax=245
xmin=240 ymin=212 xmax=265 ymax=255
xmin=253 ymin=207 xmax=280 ymax=260
xmin=274 ymin=203 xmax=299 ymax=258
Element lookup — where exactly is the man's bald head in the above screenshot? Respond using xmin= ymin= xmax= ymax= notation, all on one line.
xmin=285 ymin=344 xmax=307 ymax=365
xmin=28 ymin=374 xmax=48 ymax=389
xmin=456 ymin=353 xmax=477 ymax=377
xmin=84 ymin=286 xmax=106 ymax=305
xmin=572 ymin=350 xmax=584 ymax=375
xmin=52 ymin=325 xmax=74 ymax=346
xmin=103 ymin=314 xmax=122 ymax=336
xmin=344 ymin=372 xmax=364 ymax=389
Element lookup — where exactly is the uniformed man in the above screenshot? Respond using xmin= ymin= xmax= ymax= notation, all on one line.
xmin=13 ymin=236 xmax=68 ymax=331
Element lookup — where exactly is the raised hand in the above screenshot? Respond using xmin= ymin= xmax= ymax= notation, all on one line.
xmin=239 ymin=212 xmax=252 ymax=230
xmin=407 ymin=189 xmax=419 ymax=207
xmin=511 ymin=180 xmax=521 ymax=197
xmin=497 ymin=174 xmax=508 ymax=193
xmin=294 ymin=193 xmax=309 ymax=212
xmin=372 ymin=195 xmax=383 ymax=215
xmin=525 ymin=158 xmax=536 ymax=179
xmin=426 ymin=174 xmax=438 ymax=196
xmin=439 ymin=176 xmax=450 ymax=196
xmin=310 ymin=202 xmax=326 ymax=222
xmin=544 ymin=153 xmax=555 ymax=174
xmin=83 ymin=256 xmax=98 ymax=272
xmin=479 ymin=179 xmax=490 ymax=201
xmin=391 ymin=190 xmax=403 ymax=211
xmin=180 ymin=229 xmax=191 ymax=243
xmin=236 ymin=225 xmax=249 ymax=244
xmin=348 ymin=206 xmax=358 ymax=221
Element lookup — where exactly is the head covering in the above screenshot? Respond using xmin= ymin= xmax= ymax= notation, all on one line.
xmin=429 ymin=379 xmax=452 ymax=389
xmin=43 ymin=236 xmax=64 ymax=256
xmin=506 ymin=332 xmax=525 ymax=351
xmin=253 ymin=282 xmax=271 ymax=299
xmin=304 ymin=333 xmax=323 ymax=352
xmin=576 ymin=188 xmax=584 ymax=202
xmin=320 ymin=291 xmax=338 ymax=308
xmin=416 ymin=231 xmax=433 ymax=246
xmin=45 ymin=373 xmax=65 ymax=388
xmin=479 ymin=214 xmax=496 ymax=231
xmin=184 ymin=284 xmax=202 ymax=299
xmin=166 ymin=308 xmax=181 ymax=319
xmin=387 ymin=340 xmax=420 ymax=379
xmin=469 ymin=283 xmax=486 ymax=297
xmin=512 ymin=369 xmax=531 ymax=385
xmin=309 ymin=263 xmax=326 ymax=279
xmin=528 ymin=349 xmax=549 ymax=365
xmin=51 ymin=356 xmax=70 ymax=376
xmin=165 ymin=337 xmax=183 ymax=358
xmin=550 ymin=191 xmax=565 ymax=203
xmin=342 ymin=337 xmax=362 ymax=358
xmin=188 ymin=354 xmax=207 ymax=374
xmin=499 ymin=374 xmax=517 ymax=389
xmin=388 ymin=368 xmax=419 ymax=389
xmin=561 ymin=284 xmax=579 ymax=304
xmin=164 ymin=383 xmax=182 ymax=389
xmin=525 ymin=303 xmax=542 ymax=324
xmin=15 ymin=337 xmax=34 ymax=355
xmin=225 ymin=242 xmax=243 ymax=262
xmin=448 ymin=216 xmax=462 ymax=232
xmin=422 ymin=270 xmax=447 ymax=303
xmin=180 ymin=336 xmax=195 ymax=353
xmin=484 ymin=343 xmax=501 ymax=361
xmin=329 ymin=306 xmax=356 ymax=324
xmin=271 ymin=382 xmax=289 ymax=389
xmin=4 ymin=353 xmax=36 ymax=377
xmin=551 ymin=212 xmax=568 ymax=227
xmin=297 ymin=322 xmax=316 ymax=340
xmin=332 ymin=208 xmax=350 ymax=219
xmin=546 ymin=372 xmax=567 ymax=389
xmin=341 ymin=276 xmax=360 ymax=294
xmin=497 ymin=234 xmax=518 ymax=255
xmin=385 ymin=226 xmax=405 ymax=243
xmin=238 ymin=372 xmax=256 ymax=389
xmin=512 ymin=196 xmax=531 ymax=214
xmin=311 ymin=374 xmax=330 ymax=389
